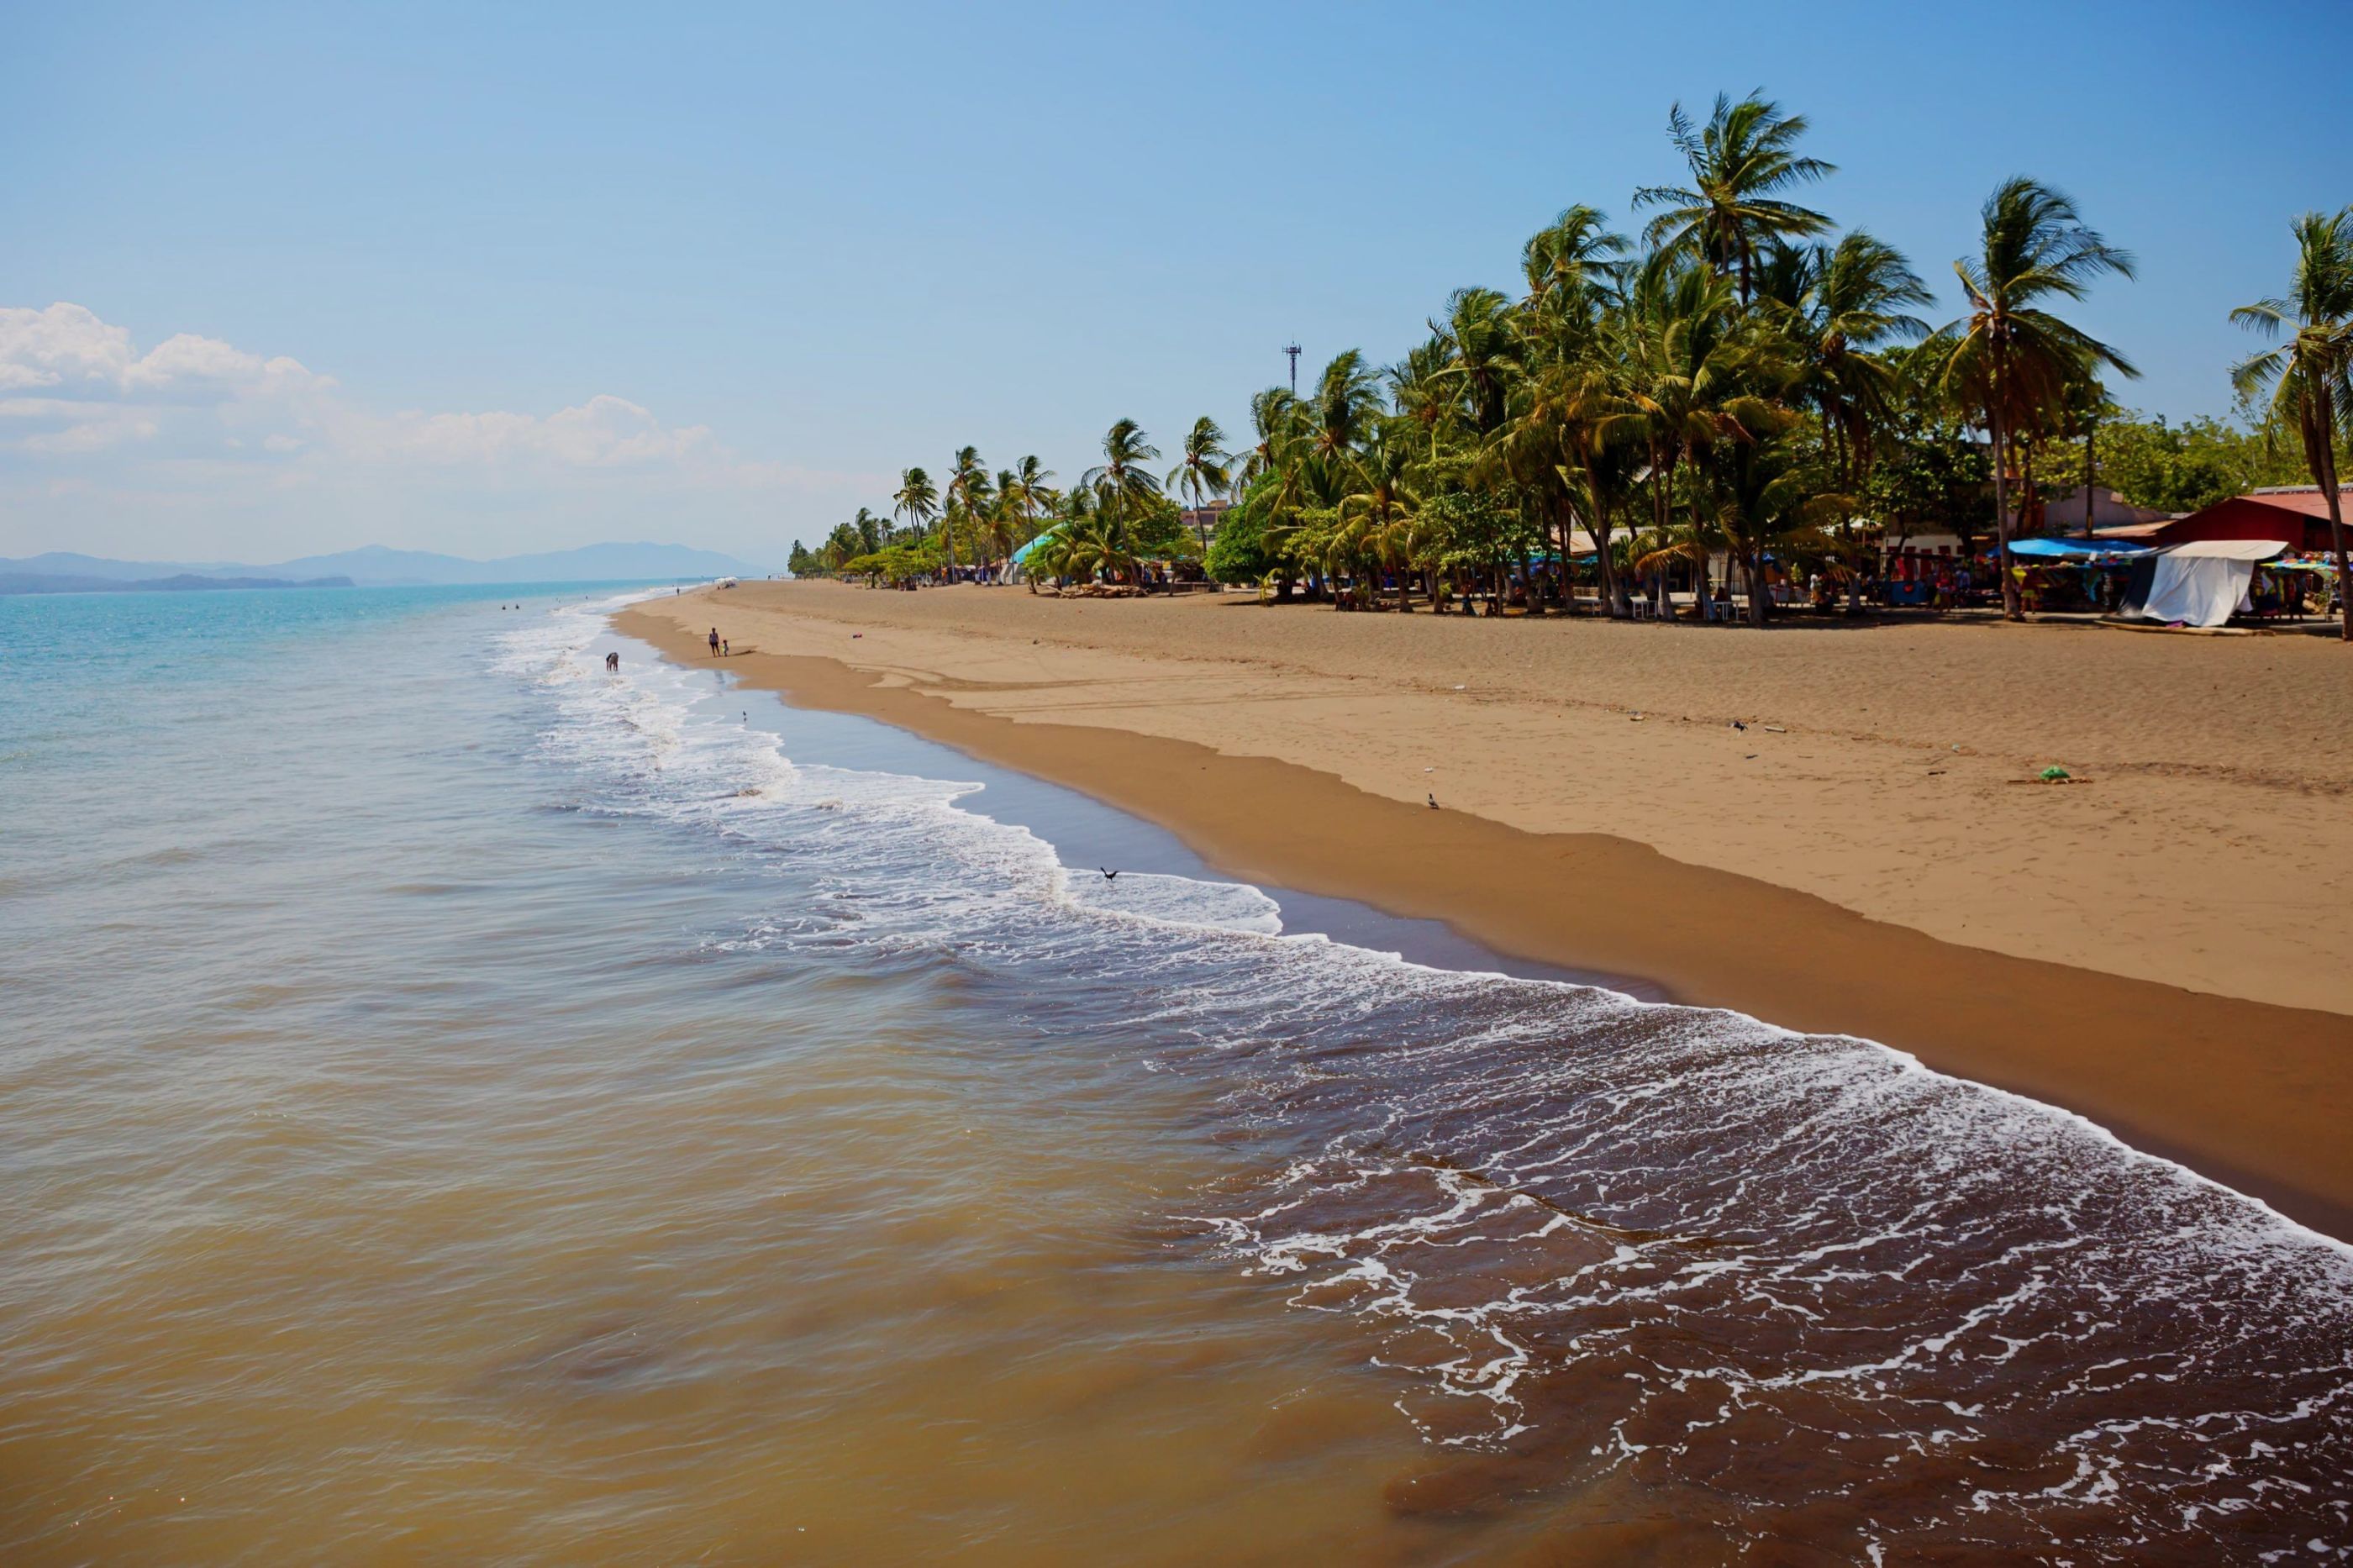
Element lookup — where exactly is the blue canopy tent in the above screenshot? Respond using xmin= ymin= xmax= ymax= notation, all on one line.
xmin=1003 ymin=531 xmax=1061 ymax=583
xmin=2008 ymin=537 xmax=2156 ymax=563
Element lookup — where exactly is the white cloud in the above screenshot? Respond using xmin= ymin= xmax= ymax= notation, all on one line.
xmin=0 ymin=302 xmax=890 ymax=560
xmin=0 ymin=304 xmax=734 ymax=476
xmin=0 ymin=303 xmax=137 ymax=391
xmin=362 ymin=393 xmax=724 ymax=469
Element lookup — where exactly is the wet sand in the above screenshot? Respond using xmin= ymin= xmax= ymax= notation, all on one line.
xmin=619 ymin=583 xmax=2353 ymax=1238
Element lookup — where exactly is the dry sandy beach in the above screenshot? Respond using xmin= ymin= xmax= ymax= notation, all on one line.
xmin=621 ymin=581 xmax=2353 ymax=1234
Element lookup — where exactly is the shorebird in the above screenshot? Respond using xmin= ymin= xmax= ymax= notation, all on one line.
xmin=1099 ymin=868 xmax=1120 ymax=881
xmin=1428 ymin=792 xmax=1440 ymax=810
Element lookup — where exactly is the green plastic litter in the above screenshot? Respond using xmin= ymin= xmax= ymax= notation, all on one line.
xmin=2040 ymin=766 xmax=2071 ymax=782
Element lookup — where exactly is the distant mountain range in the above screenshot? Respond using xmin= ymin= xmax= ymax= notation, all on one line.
xmin=2 ymin=571 xmax=356 ymax=595
xmin=0 ymin=542 xmax=773 ymax=593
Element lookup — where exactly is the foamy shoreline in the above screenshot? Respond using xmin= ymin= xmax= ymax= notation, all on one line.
xmin=617 ymin=582 xmax=2353 ymax=1239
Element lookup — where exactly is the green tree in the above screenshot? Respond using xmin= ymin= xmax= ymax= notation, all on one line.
xmin=1430 ymin=287 xmax=1524 ymax=438
xmin=1166 ymin=417 xmax=1233 ymax=552
xmin=1082 ymin=418 xmax=1162 ymax=524
xmin=1006 ymin=455 xmax=1056 ymax=546
xmin=1339 ymin=418 xmax=1425 ymax=610
xmin=1788 ymin=231 xmax=1933 ymax=610
xmin=1930 ymin=177 xmax=2137 ymax=618
xmin=1300 ymin=351 xmax=1383 ymax=502
xmin=1615 ymin=253 xmax=1749 ymax=609
xmin=2098 ymin=412 xmax=2259 ymax=510
xmin=1203 ymin=483 xmax=1287 ymax=586
xmin=2232 ymin=207 xmax=2353 ymax=640
xmin=892 ymin=467 xmax=938 ymax=560
xmin=944 ymin=445 xmax=991 ymax=575
xmin=1866 ymin=351 xmax=1996 ymax=555
xmin=1634 ymin=92 xmax=1836 ymax=304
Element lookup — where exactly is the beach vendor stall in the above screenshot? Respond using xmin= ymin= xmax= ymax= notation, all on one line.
xmin=2118 ymin=539 xmax=2286 ymax=629
xmin=2008 ymin=536 xmax=2156 ymax=613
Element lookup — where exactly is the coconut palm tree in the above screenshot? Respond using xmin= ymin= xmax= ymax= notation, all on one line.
xmin=1615 ymin=253 xmax=1749 ymax=613
xmin=1634 ymin=92 xmax=1836 ymax=304
xmin=892 ymin=467 xmax=937 ymax=559
xmin=1787 ymin=231 xmax=1933 ymax=611
xmin=1521 ymin=204 xmax=1630 ymax=314
xmin=1234 ymin=387 xmax=1300 ymax=492
xmin=1007 ymin=455 xmax=1056 ymax=544
xmin=1386 ymin=337 xmax=1455 ymax=459
xmin=1166 ymin=417 xmax=1234 ymax=551
xmin=1301 ymin=351 xmax=1383 ymax=502
xmin=1430 ymin=287 xmax=1524 ymax=437
xmin=1339 ymin=418 xmax=1425 ymax=611
xmin=1058 ymin=514 xmax=1139 ymax=585
xmin=980 ymin=469 xmax=1022 ymax=563
xmin=1081 ymin=420 xmax=1163 ymax=560
xmin=941 ymin=445 xmax=992 ymax=576
xmin=1930 ymin=177 xmax=2137 ymax=619
xmin=2231 ymin=207 xmax=2353 ymax=641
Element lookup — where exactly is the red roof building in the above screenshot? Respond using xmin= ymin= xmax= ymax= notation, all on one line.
xmin=2098 ymin=487 xmax=2350 ymax=552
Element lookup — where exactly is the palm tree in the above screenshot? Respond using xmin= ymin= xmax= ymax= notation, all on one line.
xmin=1386 ymin=338 xmax=1454 ymax=458
xmin=1058 ymin=514 xmax=1139 ymax=586
xmin=1930 ymin=177 xmax=2137 ymax=619
xmin=1166 ymin=417 xmax=1234 ymax=551
xmin=1791 ymin=230 xmax=1933 ymax=611
xmin=982 ymin=469 xmax=1022 ymax=562
xmin=1007 ymin=455 xmax=1056 ymax=545
xmin=1521 ymin=204 xmax=1629 ymax=314
xmin=1081 ymin=419 xmax=1162 ymax=573
xmin=1616 ymin=253 xmax=1748 ymax=613
xmin=1430 ymin=287 xmax=1524 ymax=437
xmin=892 ymin=466 xmax=938 ymax=559
xmin=1234 ymin=387 xmax=1300 ymax=491
xmin=1634 ymin=92 xmax=1836 ymax=303
xmin=1339 ymin=418 xmax=1424 ymax=611
xmin=942 ymin=445 xmax=991 ymax=576
xmin=1301 ymin=351 xmax=1383 ymax=503
xmin=2232 ymin=208 xmax=2353 ymax=641
xmin=852 ymin=507 xmax=882 ymax=556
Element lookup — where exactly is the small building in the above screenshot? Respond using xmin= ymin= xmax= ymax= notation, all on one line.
xmin=2035 ymin=484 xmax=2176 ymax=534
xmin=2098 ymin=486 xmax=2350 ymax=553
xmin=1178 ymin=501 xmax=1234 ymax=539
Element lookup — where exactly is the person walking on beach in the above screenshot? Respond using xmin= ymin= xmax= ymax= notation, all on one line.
xmin=708 ymin=628 xmax=720 ymax=657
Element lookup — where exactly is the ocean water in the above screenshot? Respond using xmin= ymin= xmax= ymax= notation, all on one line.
xmin=2 ymin=584 xmax=2349 ymax=1565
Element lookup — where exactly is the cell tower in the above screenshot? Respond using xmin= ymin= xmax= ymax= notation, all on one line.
xmin=1283 ymin=341 xmax=1302 ymax=395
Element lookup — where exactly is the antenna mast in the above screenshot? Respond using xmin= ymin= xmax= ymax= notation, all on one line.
xmin=1283 ymin=341 xmax=1302 ymax=396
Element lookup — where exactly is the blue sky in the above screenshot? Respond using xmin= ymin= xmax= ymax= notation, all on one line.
xmin=3 ymin=0 xmax=2345 ymax=565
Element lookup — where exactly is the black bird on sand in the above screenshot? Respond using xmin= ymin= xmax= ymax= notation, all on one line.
xmin=1428 ymin=792 xmax=1440 ymax=810
xmin=1100 ymin=867 xmax=1119 ymax=880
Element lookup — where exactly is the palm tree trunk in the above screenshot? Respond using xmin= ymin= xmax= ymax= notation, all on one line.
xmin=1992 ymin=404 xmax=2020 ymax=621
xmin=1595 ymin=507 xmax=1621 ymax=618
xmin=2082 ymin=422 xmax=2098 ymax=539
xmin=2321 ymin=450 xmax=2351 ymax=643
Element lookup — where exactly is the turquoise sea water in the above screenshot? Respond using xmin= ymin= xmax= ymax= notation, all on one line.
xmin=3 ymin=584 xmax=2349 ymax=1565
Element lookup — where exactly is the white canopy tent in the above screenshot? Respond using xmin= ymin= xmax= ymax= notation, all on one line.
xmin=2120 ymin=539 xmax=2285 ymax=628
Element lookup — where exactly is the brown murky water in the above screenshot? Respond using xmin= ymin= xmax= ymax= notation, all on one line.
xmin=2 ymin=589 xmax=2346 ymax=1564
